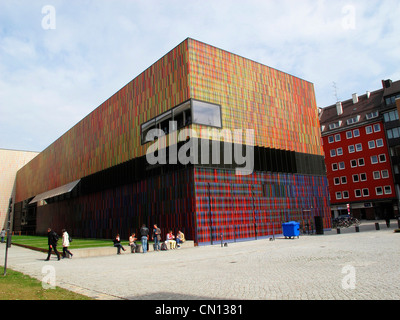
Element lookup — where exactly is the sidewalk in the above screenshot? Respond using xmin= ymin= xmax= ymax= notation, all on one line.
xmin=1 ymin=220 xmax=399 ymax=300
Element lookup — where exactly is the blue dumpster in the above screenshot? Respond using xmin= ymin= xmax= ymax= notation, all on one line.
xmin=282 ymin=221 xmax=300 ymax=239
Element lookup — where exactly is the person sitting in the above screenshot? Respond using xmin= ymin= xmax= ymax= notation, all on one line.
xmin=165 ymin=230 xmax=176 ymax=249
xmin=113 ymin=234 xmax=126 ymax=254
xmin=129 ymin=233 xmax=137 ymax=253
xmin=176 ymin=230 xmax=185 ymax=248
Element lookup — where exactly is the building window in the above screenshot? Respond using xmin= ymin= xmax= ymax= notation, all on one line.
xmin=336 ymin=192 xmax=342 ymax=200
xmin=384 ymin=110 xmax=399 ymax=122
xmin=368 ymin=140 xmax=375 ymax=149
xmin=172 ymin=100 xmax=192 ymax=129
xmin=387 ymin=127 xmax=400 ymax=139
xmin=360 ymin=173 xmax=367 ymax=181
xmin=330 ymin=149 xmax=336 ymax=157
xmin=350 ymin=159 xmax=357 ymax=168
xmin=384 ymin=186 xmax=392 ymax=194
xmin=355 ymin=143 xmax=362 ymax=152
xmin=347 ymin=116 xmax=360 ymax=125
xmin=329 ymin=122 xmax=342 ymax=130
xmin=337 ymin=148 xmax=343 ymax=156
xmin=381 ymin=170 xmax=389 ymax=179
xmin=355 ymin=189 xmax=362 ymax=198
xmin=328 ymin=136 xmax=334 ymax=143
xmin=358 ymin=158 xmax=365 ymax=166
xmin=346 ymin=131 xmax=352 ymax=139
xmin=335 ymin=134 xmax=341 ymax=142
xmin=366 ymin=126 xmax=373 ymax=134
xmin=353 ymin=129 xmax=360 ymax=137
xmin=366 ymin=111 xmax=379 ymax=119
xmin=343 ymin=191 xmax=349 ymax=199
xmin=353 ymin=174 xmax=359 ymax=182
xmin=371 ymin=155 xmax=378 ymax=164
xmin=373 ymin=124 xmax=381 ymax=132
xmin=334 ymin=177 xmax=340 ymax=185
xmin=140 ymin=99 xmax=222 ymax=144
xmin=332 ymin=163 xmax=338 ymax=171
xmin=339 ymin=162 xmax=345 ymax=170
xmin=348 ymin=145 xmax=355 ymax=153
xmin=341 ymin=176 xmax=347 ymax=184
xmin=379 ymin=154 xmax=386 ymax=163
xmin=362 ymin=188 xmax=369 ymax=197
xmin=192 ymin=99 xmax=222 ymax=128
xmin=141 ymin=119 xmax=158 ymax=144
xmin=375 ymin=187 xmax=383 ymax=195
xmin=373 ymin=171 xmax=380 ymax=180
xmin=376 ymin=139 xmax=384 ymax=147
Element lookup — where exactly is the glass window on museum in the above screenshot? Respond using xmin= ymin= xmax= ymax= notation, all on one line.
xmin=192 ymin=100 xmax=222 ymax=128
xmin=140 ymin=99 xmax=222 ymax=144
xmin=141 ymin=119 xmax=157 ymax=144
xmin=173 ymin=100 xmax=191 ymax=130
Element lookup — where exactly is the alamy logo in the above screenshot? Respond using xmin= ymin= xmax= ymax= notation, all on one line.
xmin=341 ymin=265 xmax=356 ymax=290
xmin=145 ymin=121 xmax=254 ymax=176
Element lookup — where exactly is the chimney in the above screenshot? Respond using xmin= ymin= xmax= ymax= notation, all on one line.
xmin=366 ymin=91 xmax=371 ymax=99
xmin=336 ymin=101 xmax=343 ymax=115
xmin=352 ymin=93 xmax=358 ymax=104
xmin=382 ymin=79 xmax=392 ymax=89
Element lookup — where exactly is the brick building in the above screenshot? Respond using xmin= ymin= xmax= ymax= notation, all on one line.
xmin=320 ymin=79 xmax=400 ymax=220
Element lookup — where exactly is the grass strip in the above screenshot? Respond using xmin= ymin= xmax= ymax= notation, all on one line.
xmin=0 ymin=267 xmax=92 ymax=300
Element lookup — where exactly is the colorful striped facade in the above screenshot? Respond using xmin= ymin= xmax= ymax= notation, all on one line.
xmin=14 ymin=38 xmax=329 ymax=244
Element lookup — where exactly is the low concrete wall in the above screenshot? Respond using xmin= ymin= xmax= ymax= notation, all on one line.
xmin=13 ymin=240 xmax=195 ymax=259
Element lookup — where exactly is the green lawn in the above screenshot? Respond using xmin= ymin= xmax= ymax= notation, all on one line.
xmin=0 ymin=267 xmax=92 ymax=300
xmin=11 ymin=235 xmax=151 ymax=250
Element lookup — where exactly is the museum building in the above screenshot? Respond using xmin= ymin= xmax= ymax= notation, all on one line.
xmin=13 ymin=38 xmax=330 ymax=244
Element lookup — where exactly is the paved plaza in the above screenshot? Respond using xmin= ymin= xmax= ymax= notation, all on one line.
xmin=1 ymin=220 xmax=399 ymax=300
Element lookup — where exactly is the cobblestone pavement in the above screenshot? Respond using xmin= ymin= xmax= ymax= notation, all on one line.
xmin=1 ymin=220 xmax=399 ymax=300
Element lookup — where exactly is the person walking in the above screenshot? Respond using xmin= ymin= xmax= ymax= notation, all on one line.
xmin=0 ymin=229 xmax=5 ymax=243
xmin=140 ymin=224 xmax=149 ymax=253
xmin=45 ymin=228 xmax=60 ymax=261
xmin=62 ymin=229 xmax=73 ymax=258
xmin=152 ymin=224 xmax=161 ymax=251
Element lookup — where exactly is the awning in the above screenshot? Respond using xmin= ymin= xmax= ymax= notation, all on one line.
xmin=29 ymin=179 xmax=80 ymax=204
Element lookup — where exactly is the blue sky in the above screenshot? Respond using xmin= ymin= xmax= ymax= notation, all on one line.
xmin=1 ymin=0 xmax=399 ymax=152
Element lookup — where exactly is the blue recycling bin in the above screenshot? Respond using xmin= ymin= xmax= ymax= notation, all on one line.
xmin=282 ymin=221 xmax=300 ymax=239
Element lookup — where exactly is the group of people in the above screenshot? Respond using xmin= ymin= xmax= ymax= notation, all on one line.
xmin=45 ymin=228 xmax=73 ymax=261
xmin=113 ymin=224 xmax=185 ymax=254
xmin=45 ymin=225 xmax=186 ymax=259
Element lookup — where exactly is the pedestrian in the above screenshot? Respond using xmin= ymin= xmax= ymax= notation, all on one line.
xmin=113 ymin=234 xmax=126 ymax=254
xmin=62 ymin=229 xmax=73 ymax=258
xmin=0 ymin=229 xmax=5 ymax=243
xmin=152 ymin=224 xmax=161 ymax=251
xmin=45 ymin=228 xmax=60 ymax=261
xmin=140 ymin=224 xmax=149 ymax=253
xmin=129 ymin=232 xmax=137 ymax=253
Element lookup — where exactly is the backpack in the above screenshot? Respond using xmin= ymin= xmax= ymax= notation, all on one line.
xmin=161 ymin=242 xmax=167 ymax=251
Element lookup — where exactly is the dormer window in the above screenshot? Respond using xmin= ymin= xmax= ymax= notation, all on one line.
xmin=366 ymin=111 xmax=378 ymax=120
xmin=347 ymin=116 xmax=360 ymax=125
xmin=329 ymin=121 xmax=342 ymax=130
